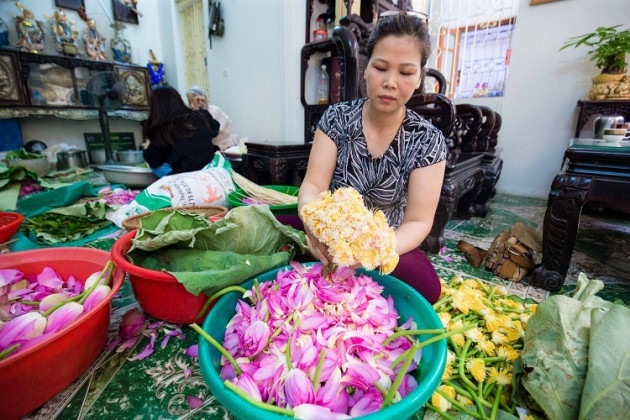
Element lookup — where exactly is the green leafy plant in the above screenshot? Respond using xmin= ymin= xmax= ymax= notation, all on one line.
xmin=561 ymin=25 xmax=630 ymax=74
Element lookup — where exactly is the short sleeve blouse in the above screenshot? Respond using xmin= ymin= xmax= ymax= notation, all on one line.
xmin=318 ymin=98 xmax=446 ymax=228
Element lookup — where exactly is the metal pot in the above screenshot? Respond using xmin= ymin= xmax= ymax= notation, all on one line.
xmin=57 ymin=150 xmax=88 ymax=170
xmin=90 ymin=149 xmax=106 ymax=164
xmin=593 ymin=115 xmax=625 ymax=139
xmin=116 ymin=150 xmax=145 ymax=164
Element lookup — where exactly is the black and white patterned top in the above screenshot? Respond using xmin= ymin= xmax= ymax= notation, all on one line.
xmin=318 ymin=98 xmax=446 ymax=228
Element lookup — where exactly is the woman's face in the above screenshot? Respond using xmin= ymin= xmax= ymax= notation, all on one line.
xmin=364 ymin=35 xmax=423 ymax=114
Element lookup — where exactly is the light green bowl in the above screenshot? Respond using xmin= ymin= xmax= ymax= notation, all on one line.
xmin=198 ymin=263 xmax=447 ymax=420
xmin=226 ymin=185 xmax=299 ymax=215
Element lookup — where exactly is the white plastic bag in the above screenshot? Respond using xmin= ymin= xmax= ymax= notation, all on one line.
xmin=107 ymin=153 xmax=235 ymax=228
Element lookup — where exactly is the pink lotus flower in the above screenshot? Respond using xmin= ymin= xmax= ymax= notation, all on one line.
xmin=44 ymin=302 xmax=84 ymax=334
xmin=0 ymin=311 xmax=47 ymax=350
xmin=119 ymin=308 xmax=145 ymax=339
xmin=292 ymin=403 xmax=351 ymax=419
xmin=239 ymin=320 xmax=270 ymax=357
xmin=234 ymin=373 xmax=262 ymax=402
xmin=349 ymin=389 xmax=383 ymax=417
xmin=316 ymin=367 xmax=348 ymax=413
xmin=285 ymin=369 xmax=315 ymax=408
xmin=83 ymin=285 xmax=111 ymax=312
xmin=398 ymin=374 xmax=418 ymax=398
xmin=187 ymin=395 xmax=203 ymax=409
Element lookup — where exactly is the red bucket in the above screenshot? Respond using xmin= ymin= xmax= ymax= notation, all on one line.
xmin=111 ymin=230 xmax=212 ymax=323
xmin=0 ymin=248 xmax=124 ymax=420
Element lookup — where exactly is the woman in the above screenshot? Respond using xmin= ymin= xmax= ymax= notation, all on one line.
xmin=143 ymin=86 xmax=220 ymax=175
xmin=297 ymin=13 xmax=446 ymax=303
xmin=185 ymin=86 xmax=240 ymax=152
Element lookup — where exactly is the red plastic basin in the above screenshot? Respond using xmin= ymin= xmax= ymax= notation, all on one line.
xmin=0 ymin=248 xmax=124 ymax=420
xmin=111 ymin=230 xmax=212 ymax=323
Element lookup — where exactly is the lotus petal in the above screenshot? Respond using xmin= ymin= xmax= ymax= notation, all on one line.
xmin=0 ymin=269 xmax=24 ymax=295
xmin=285 ymin=369 xmax=315 ymax=408
xmin=0 ymin=311 xmax=47 ymax=350
xmin=239 ymin=320 xmax=270 ymax=357
xmin=187 ymin=395 xmax=203 ymax=409
xmin=36 ymin=267 xmax=64 ymax=291
xmin=39 ymin=293 xmax=71 ymax=312
xmin=349 ymin=389 xmax=382 ymax=417
xmin=83 ymin=286 xmax=112 ymax=312
xmin=84 ymin=271 xmax=105 ymax=289
xmin=185 ymin=344 xmax=199 ymax=357
xmin=44 ymin=302 xmax=84 ymax=334
xmin=292 ymin=404 xmax=351 ymax=420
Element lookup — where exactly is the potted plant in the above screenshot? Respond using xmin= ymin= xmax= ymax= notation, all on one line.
xmin=561 ymin=25 xmax=630 ymax=100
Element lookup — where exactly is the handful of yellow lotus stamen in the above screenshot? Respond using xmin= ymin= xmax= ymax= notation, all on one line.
xmin=299 ymin=187 xmax=399 ymax=273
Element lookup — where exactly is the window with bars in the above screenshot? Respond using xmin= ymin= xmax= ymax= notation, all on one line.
xmin=423 ymin=0 xmax=520 ymax=99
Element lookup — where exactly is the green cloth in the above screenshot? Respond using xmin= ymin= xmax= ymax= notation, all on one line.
xmin=11 ymin=181 xmax=119 ymax=251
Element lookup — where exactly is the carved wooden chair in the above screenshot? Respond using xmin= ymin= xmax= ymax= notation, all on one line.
xmin=474 ymin=110 xmax=503 ymax=217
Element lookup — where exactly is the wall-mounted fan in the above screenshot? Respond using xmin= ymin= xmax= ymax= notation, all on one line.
xmin=86 ymin=71 xmax=126 ymax=164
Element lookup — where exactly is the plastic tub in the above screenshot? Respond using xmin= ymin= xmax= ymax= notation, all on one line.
xmin=0 ymin=248 xmax=124 ymax=420
xmin=198 ymin=264 xmax=447 ymax=420
xmin=111 ymin=230 xmax=212 ymax=323
xmin=0 ymin=212 xmax=24 ymax=243
xmin=226 ymin=185 xmax=299 ymax=215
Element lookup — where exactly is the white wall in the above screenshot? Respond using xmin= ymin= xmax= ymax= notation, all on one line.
xmin=456 ymin=0 xmax=630 ymax=198
xmin=0 ymin=0 xmax=173 ymax=149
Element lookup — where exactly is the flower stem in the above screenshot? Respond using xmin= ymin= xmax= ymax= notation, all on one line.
xmin=0 ymin=343 xmax=20 ymax=359
xmin=425 ymin=402 xmax=457 ymax=420
xmin=406 ymin=324 xmax=476 ymax=350
xmin=190 ymin=323 xmax=242 ymax=375
xmin=490 ymin=384 xmax=503 ymax=420
xmin=458 ymin=340 xmax=489 ymax=419
xmin=432 ymin=295 xmax=452 ymax=309
xmin=436 ymin=388 xmax=482 ymax=419
xmin=19 ymin=300 xmax=41 ymax=306
xmin=196 ymin=286 xmax=248 ymax=319
xmin=41 ymin=293 xmax=83 ymax=317
xmin=383 ymin=329 xmax=443 ymax=346
xmin=374 ymin=381 xmax=387 ymax=397
xmin=382 ymin=343 xmax=418 ymax=408
xmin=312 ymin=348 xmax=326 ymax=391
xmin=224 ymin=379 xmax=294 ymax=416
xmin=253 ymin=279 xmax=262 ymax=302
xmin=483 ymin=382 xmax=496 ymax=400
xmin=285 ymin=338 xmax=293 ymax=370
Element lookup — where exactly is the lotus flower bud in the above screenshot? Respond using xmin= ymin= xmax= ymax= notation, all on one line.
xmin=285 ymin=369 xmax=315 ymax=408
xmin=119 ymin=308 xmax=145 ymax=339
xmin=292 ymin=403 xmax=351 ymax=420
xmin=39 ymin=293 xmax=69 ymax=312
xmin=83 ymin=285 xmax=111 ymax=312
xmin=44 ymin=302 xmax=84 ymax=334
xmin=234 ymin=373 xmax=262 ymax=402
xmin=0 ymin=311 xmax=47 ymax=350
xmin=84 ymin=271 xmax=105 ymax=289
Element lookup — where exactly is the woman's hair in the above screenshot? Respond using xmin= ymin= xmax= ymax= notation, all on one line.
xmin=185 ymin=85 xmax=207 ymax=101
xmin=143 ymin=85 xmax=206 ymax=147
xmin=366 ymin=14 xmax=431 ymax=69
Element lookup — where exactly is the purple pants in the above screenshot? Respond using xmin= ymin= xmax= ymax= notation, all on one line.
xmin=277 ymin=215 xmax=442 ymax=304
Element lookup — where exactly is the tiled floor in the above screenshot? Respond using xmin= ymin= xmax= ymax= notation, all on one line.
xmin=428 ymin=193 xmax=630 ymax=305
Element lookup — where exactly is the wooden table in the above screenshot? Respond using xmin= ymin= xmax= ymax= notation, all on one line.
xmin=530 ymin=140 xmax=630 ymax=291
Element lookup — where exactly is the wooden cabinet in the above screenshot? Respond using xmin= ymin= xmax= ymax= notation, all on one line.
xmin=0 ymin=49 xmax=150 ymax=118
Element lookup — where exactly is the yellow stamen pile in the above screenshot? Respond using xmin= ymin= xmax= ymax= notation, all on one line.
xmin=299 ymin=187 xmax=399 ymax=273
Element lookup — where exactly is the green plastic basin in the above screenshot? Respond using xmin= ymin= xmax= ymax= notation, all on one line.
xmin=198 ymin=263 xmax=447 ymax=419
xmin=226 ymin=185 xmax=298 ymax=215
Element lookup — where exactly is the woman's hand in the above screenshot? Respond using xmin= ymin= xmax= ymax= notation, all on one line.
xmin=304 ymin=227 xmax=331 ymax=265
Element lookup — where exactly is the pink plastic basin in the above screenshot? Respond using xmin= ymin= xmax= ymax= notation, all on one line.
xmin=0 ymin=248 xmax=124 ymax=420
xmin=111 ymin=230 xmax=212 ymax=323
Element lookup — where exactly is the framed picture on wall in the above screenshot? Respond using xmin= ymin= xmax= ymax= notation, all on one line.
xmin=112 ymin=0 xmax=140 ymax=24
xmin=114 ymin=65 xmax=150 ymax=109
xmin=55 ymin=0 xmax=85 ymax=10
